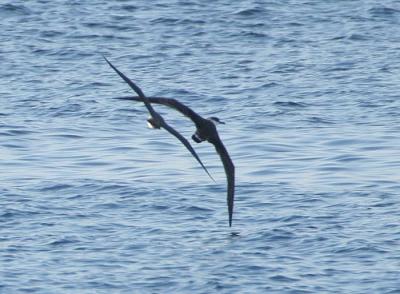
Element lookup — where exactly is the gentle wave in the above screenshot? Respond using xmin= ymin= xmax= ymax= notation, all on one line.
xmin=1 ymin=0 xmax=400 ymax=293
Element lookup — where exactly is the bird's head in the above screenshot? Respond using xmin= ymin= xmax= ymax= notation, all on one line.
xmin=208 ymin=116 xmax=225 ymax=125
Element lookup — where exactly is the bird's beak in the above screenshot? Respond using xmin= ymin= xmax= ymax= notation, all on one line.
xmin=219 ymin=120 xmax=226 ymax=124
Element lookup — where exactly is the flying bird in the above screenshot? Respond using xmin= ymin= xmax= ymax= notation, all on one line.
xmin=114 ymin=95 xmax=235 ymax=227
xmin=103 ymin=56 xmax=215 ymax=182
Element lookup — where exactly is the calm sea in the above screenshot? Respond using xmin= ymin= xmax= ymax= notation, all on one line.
xmin=1 ymin=1 xmax=400 ymax=293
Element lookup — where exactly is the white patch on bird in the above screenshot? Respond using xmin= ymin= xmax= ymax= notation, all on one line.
xmin=147 ymin=116 xmax=156 ymax=129
xmin=147 ymin=121 xmax=155 ymax=129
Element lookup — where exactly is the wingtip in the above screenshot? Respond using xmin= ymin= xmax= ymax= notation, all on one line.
xmin=207 ymin=172 xmax=217 ymax=183
xmin=102 ymin=54 xmax=112 ymax=66
xmin=112 ymin=96 xmax=136 ymax=101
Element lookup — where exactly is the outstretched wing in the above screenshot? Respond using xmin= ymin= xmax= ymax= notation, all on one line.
xmin=210 ymin=137 xmax=235 ymax=227
xmin=113 ymin=96 xmax=204 ymax=128
xmin=103 ymin=56 xmax=157 ymax=118
xmin=115 ymin=95 xmax=235 ymax=225
xmin=104 ymin=58 xmax=215 ymax=182
xmin=161 ymin=122 xmax=216 ymax=183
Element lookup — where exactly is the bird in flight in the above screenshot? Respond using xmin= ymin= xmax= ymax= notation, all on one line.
xmin=103 ymin=56 xmax=215 ymax=182
xmin=115 ymin=95 xmax=235 ymax=227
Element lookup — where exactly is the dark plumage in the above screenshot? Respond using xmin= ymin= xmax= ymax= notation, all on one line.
xmin=115 ymin=95 xmax=235 ymax=227
xmin=103 ymin=56 xmax=215 ymax=182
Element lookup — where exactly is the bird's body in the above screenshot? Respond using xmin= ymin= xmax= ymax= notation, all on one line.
xmin=115 ymin=95 xmax=235 ymax=227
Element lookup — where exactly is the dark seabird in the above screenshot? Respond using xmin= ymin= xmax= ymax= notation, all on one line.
xmin=103 ymin=56 xmax=215 ymax=182
xmin=115 ymin=95 xmax=235 ymax=227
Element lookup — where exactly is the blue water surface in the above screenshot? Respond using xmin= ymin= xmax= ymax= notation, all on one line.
xmin=1 ymin=0 xmax=400 ymax=293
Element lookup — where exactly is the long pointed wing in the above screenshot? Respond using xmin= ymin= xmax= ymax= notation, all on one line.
xmin=161 ymin=122 xmax=216 ymax=183
xmin=104 ymin=57 xmax=215 ymax=182
xmin=113 ymin=96 xmax=204 ymax=127
xmin=103 ymin=56 xmax=157 ymax=118
xmin=211 ymin=137 xmax=235 ymax=227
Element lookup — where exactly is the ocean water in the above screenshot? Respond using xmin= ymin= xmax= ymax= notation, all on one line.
xmin=1 ymin=0 xmax=400 ymax=293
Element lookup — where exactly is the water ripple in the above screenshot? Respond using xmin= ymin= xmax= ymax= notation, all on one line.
xmin=1 ymin=1 xmax=400 ymax=293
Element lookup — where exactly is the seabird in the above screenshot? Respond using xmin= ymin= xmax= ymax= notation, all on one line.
xmin=115 ymin=95 xmax=235 ymax=227
xmin=103 ymin=56 xmax=215 ymax=182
